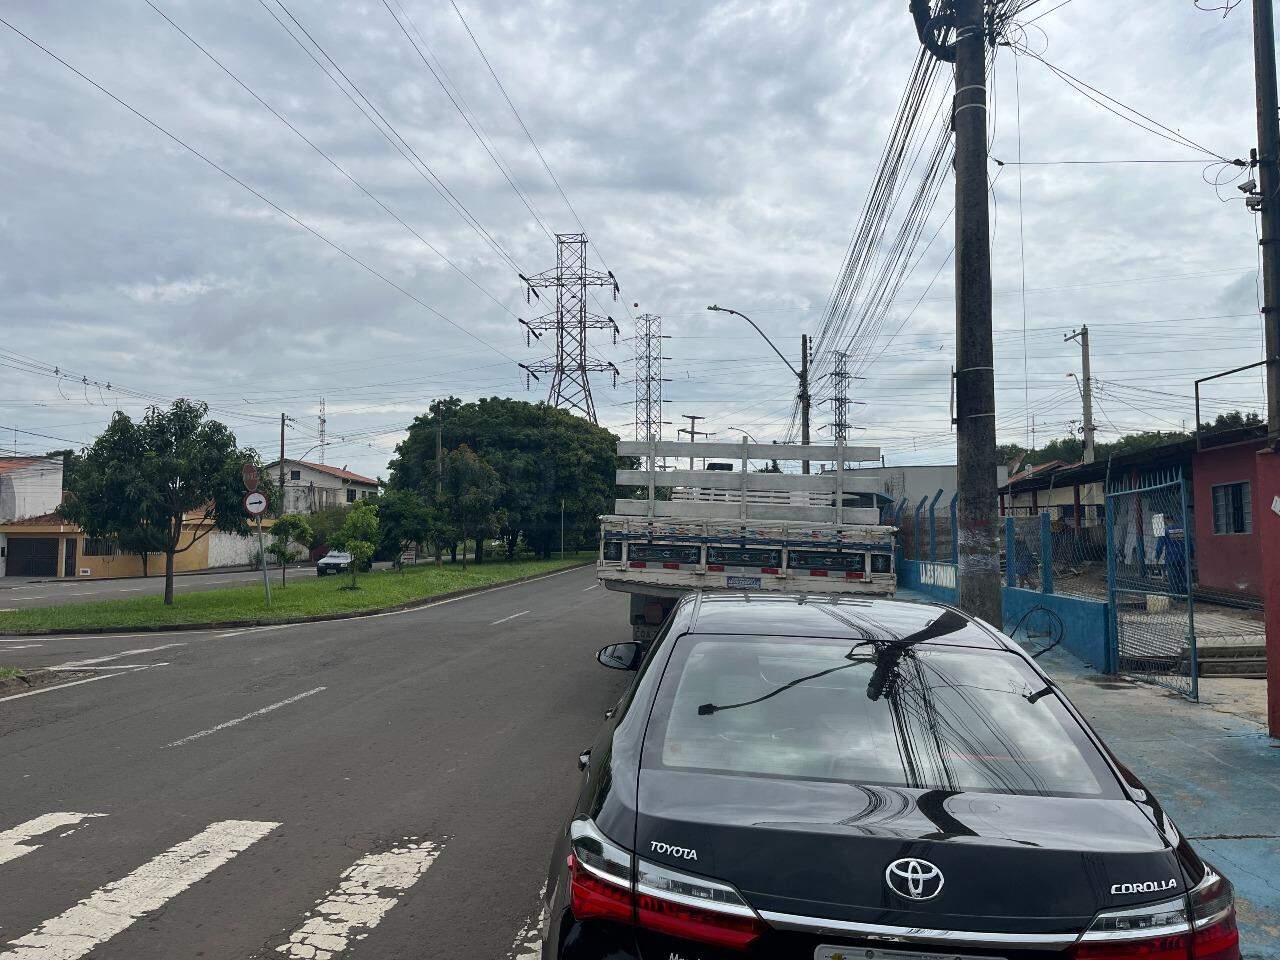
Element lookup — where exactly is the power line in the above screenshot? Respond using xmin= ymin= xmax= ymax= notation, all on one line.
xmin=0 ymin=13 xmax=521 ymax=367
xmin=257 ymin=0 xmax=524 ymax=273
xmin=447 ymin=0 xmax=637 ymax=324
xmin=145 ymin=0 xmax=520 ymax=321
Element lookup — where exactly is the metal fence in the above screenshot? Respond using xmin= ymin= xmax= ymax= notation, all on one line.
xmin=1106 ymin=469 xmax=1198 ymax=699
xmin=889 ymin=491 xmax=956 ymax=563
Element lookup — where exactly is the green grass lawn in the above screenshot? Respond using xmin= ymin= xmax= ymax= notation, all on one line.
xmin=0 ymin=554 xmax=593 ymax=633
xmin=0 ymin=666 xmax=23 ymax=679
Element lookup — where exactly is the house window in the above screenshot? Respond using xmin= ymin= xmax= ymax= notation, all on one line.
xmin=1212 ymin=481 xmax=1252 ymax=535
xmin=83 ymin=537 xmax=118 ymax=557
xmin=346 ymin=488 xmax=357 ymax=503
xmin=290 ymin=470 xmax=301 ymax=481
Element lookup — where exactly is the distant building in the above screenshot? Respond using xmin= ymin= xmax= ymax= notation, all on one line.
xmin=996 ymin=426 xmax=1268 ymax=602
xmin=844 ymin=463 xmax=1010 ymax=510
xmin=263 ymin=459 xmax=380 ymax=515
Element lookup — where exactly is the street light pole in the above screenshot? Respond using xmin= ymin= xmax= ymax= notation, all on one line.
xmin=707 ymin=305 xmax=811 ymax=473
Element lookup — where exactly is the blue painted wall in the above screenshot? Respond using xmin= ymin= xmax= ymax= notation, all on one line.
xmin=1003 ymin=587 xmax=1113 ymax=673
xmin=898 ymin=559 xmax=1113 ymax=672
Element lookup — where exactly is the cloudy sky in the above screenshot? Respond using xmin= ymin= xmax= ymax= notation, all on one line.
xmin=0 ymin=0 xmax=1267 ymax=479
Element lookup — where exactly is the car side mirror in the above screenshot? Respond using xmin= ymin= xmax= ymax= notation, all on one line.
xmin=597 ymin=642 xmax=643 ymax=671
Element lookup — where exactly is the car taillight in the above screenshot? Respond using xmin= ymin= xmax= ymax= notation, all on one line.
xmin=636 ymin=857 xmax=766 ymax=950
xmin=565 ymin=820 xmax=765 ymax=951
xmin=1073 ymin=869 xmax=1240 ymax=960
xmin=568 ymin=820 xmax=633 ymax=923
xmin=1189 ymin=870 xmax=1240 ymax=960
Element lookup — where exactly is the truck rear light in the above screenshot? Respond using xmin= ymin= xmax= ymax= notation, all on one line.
xmin=636 ymin=858 xmax=765 ymax=951
xmin=568 ymin=821 xmax=633 ymax=924
xmin=844 ymin=571 xmax=864 ymax=579
xmin=761 ymin=567 xmax=779 ymax=574
xmin=707 ymin=563 xmax=725 ymax=572
xmin=1074 ymin=870 xmax=1239 ymax=960
xmin=662 ymin=562 xmax=681 ymax=570
xmin=810 ymin=569 xmax=829 ymax=577
xmin=629 ymin=561 xmax=647 ymax=568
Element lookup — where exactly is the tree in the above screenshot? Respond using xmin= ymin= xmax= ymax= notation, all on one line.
xmin=441 ymin=444 xmax=501 ymax=568
xmin=308 ymin=504 xmax=350 ymax=554
xmin=388 ymin=397 xmax=620 ymax=560
xmin=376 ymin=489 xmax=434 ymax=570
xmin=333 ymin=500 xmax=378 ymax=589
xmin=59 ymin=401 xmax=263 ymax=604
xmin=268 ymin=514 xmax=312 ymax=586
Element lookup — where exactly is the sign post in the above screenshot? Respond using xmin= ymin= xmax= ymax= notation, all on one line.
xmin=244 ymin=488 xmax=271 ymax=606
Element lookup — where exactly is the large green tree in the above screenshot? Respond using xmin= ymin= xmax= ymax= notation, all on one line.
xmin=59 ymin=400 xmax=265 ymax=604
xmin=375 ymin=489 xmax=435 ymax=569
xmin=388 ymin=397 xmax=621 ymax=559
xmin=441 ymin=445 xmax=502 ymax=568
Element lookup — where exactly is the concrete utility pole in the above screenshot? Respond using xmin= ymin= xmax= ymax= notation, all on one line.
xmin=1250 ymin=0 xmax=1280 ymax=737
xmin=1065 ymin=327 xmax=1096 ymax=463
xmin=279 ymin=414 xmax=287 ymax=515
xmin=799 ymin=334 xmax=812 ymax=475
xmin=677 ymin=414 xmax=711 ymax=469
xmin=951 ymin=0 xmax=1002 ymax=626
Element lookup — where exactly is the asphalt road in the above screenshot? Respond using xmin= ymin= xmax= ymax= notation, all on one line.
xmin=0 ymin=565 xmax=628 ymax=959
xmin=0 ymin=562 xmax=394 ymax=607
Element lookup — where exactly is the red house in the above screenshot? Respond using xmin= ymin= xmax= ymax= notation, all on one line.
xmin=1191 ymin=426 xmax=1268 ymax=601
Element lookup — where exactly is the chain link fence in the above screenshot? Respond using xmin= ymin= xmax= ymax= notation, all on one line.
xmin=1107 ymin=474 xmax=1198 ymax=699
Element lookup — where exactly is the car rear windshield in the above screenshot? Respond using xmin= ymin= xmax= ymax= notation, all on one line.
xmin=648 ymin=633 xmax=1118 ymax=798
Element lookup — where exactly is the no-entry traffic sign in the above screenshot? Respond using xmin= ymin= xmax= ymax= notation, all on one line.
xmin=242 ymin=462 xmax=261 ymax=492
xmin=244 ymin=490 xmax=269 ymax=517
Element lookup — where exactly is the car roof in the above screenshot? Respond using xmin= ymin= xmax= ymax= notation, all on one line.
xmin=684 ymin=592 xmax=1010 ymax=651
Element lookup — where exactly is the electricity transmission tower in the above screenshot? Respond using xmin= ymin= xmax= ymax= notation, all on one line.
xmin=828 ymin=350 xmax=852 ymax=442
xmin=634 ymin=313 xmax=668 ymax=464
xmin=519 ymin=233 xmax=620 ymax=423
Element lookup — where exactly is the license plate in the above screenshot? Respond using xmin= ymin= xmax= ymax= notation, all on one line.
xmin=816 ymin=948 xmax=1000 ymax=960
xmin=725 ymin=575 xmax=762 ymax=589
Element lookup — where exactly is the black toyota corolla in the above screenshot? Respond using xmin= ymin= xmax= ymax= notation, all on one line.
xmin=541 ymin=592 xmax=1241 ymax=960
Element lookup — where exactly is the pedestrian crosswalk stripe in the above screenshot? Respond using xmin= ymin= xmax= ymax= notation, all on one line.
xmin=0 ymin=814 xmax=105 ymax=868
xmin=0 ymin=819 xmax=278 ymax=960
xmin=275 ymin=840 xmax=442 ymax=960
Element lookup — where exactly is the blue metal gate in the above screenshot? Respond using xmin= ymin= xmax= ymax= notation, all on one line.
xmin=1105 ymin=468 xmax=1198 ymax=699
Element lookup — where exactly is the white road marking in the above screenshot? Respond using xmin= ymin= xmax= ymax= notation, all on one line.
xmin=508 ymin=886 xmax=547 ymax=960
xmin=166 ymin=687 xmax=326 ymax=747
xmin=0 ymin=819 xmax=278 ymax=959
xmin=51 ymin=643 xmax=185 ymax=670
xmin=275 ymin=840 xmax=442 ymax=960
xmin=582 ymin=583 xmax=599 ymax=592
xmin=0 ymin=639 xmax=47 ymax=643
xmin=217 ymin=623 xmax=296 ymax=639
xmin=10 ymin=596 xmax=46 ymax=601
xmin=0 ymin=813 xmax=105 ymax=867
xmin=0 ymin=666 xmax=161 ymax=703
xmin=491 ymin=610 xmax=530 ymax=625
xmin=0 ymin=644 xmax=40 ymax=650
xmin=47 ymin=663 xmax=171 ymax=671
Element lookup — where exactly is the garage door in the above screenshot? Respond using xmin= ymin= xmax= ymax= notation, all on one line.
xmin=6 ymin=537 xmax=58 ymax=576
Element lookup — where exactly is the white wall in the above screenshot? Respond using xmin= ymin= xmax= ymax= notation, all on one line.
xmin=270 ymin=461 xmax=377 ymax=515
xmin=0 ymin=532 xmax=6 ymax=577
xmin=207 ymin=531 xmax=264 ymax=568
xmin=0 ymin=459 xmax=63 ymax=522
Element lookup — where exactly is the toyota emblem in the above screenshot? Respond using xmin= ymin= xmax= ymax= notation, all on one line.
xmin=885 ymin=858 xmax=945 ymax=900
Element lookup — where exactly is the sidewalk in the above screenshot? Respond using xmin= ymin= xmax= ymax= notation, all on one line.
xmin=1028 ymin=642 xmax=1280 ymax=957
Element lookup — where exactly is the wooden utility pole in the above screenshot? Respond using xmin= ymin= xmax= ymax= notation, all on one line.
xmin=800 ymin=334 xmax=812 ymax=475
xmin=952 ymin=0 xmax=1002 ymax=626
xmin=1065 ymin=326 xmax=1096 ymax=463
xmin=1250 ymin=0 xmax=1280 ymax=737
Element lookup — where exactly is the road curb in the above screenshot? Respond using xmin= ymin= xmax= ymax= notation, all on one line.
xmin=0 ymin=560 xmax=595 ymax=637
